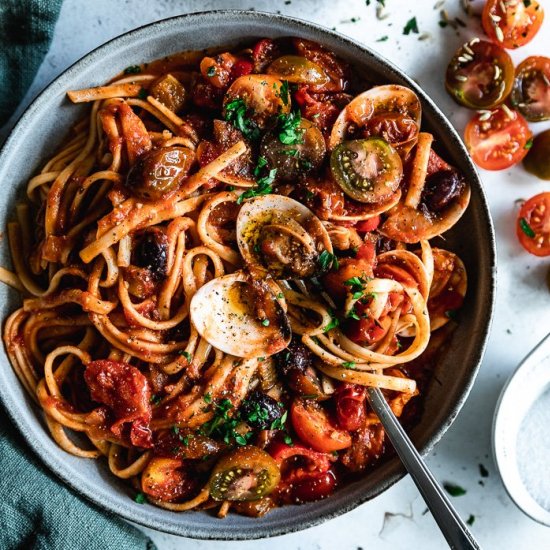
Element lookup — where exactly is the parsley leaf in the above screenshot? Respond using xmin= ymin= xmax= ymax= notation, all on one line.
xmin=149 ymin=394 xmax=162 ymax=405
xmin=178 ymin=350 xmax=193 ymax=362
xmin=277 ymin=80 xmax=290 ymax=106
xmin=278 ymin=110 xmax=304 ymax=145
xmin=403 ymin=17 xmax=419 ymax=35
xmin=467 ymin=514 xmax=475 ymax=526
xmin=519 ymin=218 xmax=535 ymax=238
xmin=525 ymin=138 xmax=533 ymax=149
xmin=324 ymin=313 xmax=340 ymax=332
xmin=134 ymin=492 xmax=146 ymax=504
xmin=443 ymin=482 xmax=466 ymax=497
xmin=237 ymin=166 xmax=277 ymax=204
xmin=137 ymin=88 xmax=148 ymax=100
xmin=318 ymin=250 xmax=339 ymax=271
xmin=376 ymin=35 xmax=389 ymax=42
xmin=342 ymin=361 xmax=356 ymax=369
xmin=224 ymin=98 xmax=260 ymax=141
xmin=203 ymin=392 xmax=212 ymax=404
xmin=207 ymin=66 xmax=216 ymax=77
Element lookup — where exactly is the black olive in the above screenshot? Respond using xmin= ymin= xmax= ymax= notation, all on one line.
xmin=240 ymin=391 xmax=282 ymax=430
xmin=421 ymin=169 xmax=465 ymax=213
xmin=133 ymin=229 xmax=168 ymax=280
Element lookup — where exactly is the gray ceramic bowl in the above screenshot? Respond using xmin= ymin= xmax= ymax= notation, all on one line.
xmin=0 ymin=10 xmax=496 ymax=540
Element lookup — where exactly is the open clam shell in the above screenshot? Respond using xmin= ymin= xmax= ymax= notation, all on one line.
xmin=190 ymin=271 xmax=291 ymax=359
xmin=236 ymin=194 xmax=333 ymax=279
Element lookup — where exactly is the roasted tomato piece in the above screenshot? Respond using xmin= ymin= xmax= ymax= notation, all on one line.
xmin=224 ymin=75 xmax=290 ymax=130
xmin=346 ymin=314 xmax=387 ymax=346
xmin=84 ymin=360 xmax=153 ymax=447
xmin=464 ymin=106 xmax=532 ymax=170
xmin=516 ymin=192 xmax=550 ymax=257
xmin=355 ymin=215 xmax=380 ymax=233
xmin=524 ymin=130 xmax=550 ymax=180
xmin=294 ymin=86 xmax=351 ymax=134
xmin=289 ymin=470 xmax=338 ymax=503
xmin=322 ymin=256 xmax=375 ymax=303
xmin=141 ymin=458 xmax=197 ymax=501
xmin=511 ymin=56 xmax=550 ymax=122
xmin=269 ymin=440 xmax=333 ymax=473
xmin=260 ymin=118 xmax=326 ymax=181
xmin=252 ymin=38 xmax=281 ymax=73
xmin=340 ymin=422 xmax=385 ymax=472
xmin=149 ymin=74 xmax=187 ymax=113
xmin=291 ymin=398 xmax=352 ymax=452
xmin=125 ymin=146 xmax=194 ymax=200
xmin=445 ymin=39 xmax=514 ymax=109
xmin=330 ymin=139 xmax=402 ymax=204
xmin=209 ymin=446 xmax=281 ymax=501
xmin=267 ymin=55 xmax=330 ymax=86
xmin=482 ymin=0 xmax=544 ymax=49
xmin=335 ymin=383 xmax=367 ymax=431
xmin=200 ymin=53 xmax=253 ymax=90
xmin=191 ymin=75 xmax=225 ymax=109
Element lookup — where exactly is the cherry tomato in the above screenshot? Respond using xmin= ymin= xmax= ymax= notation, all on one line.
xmin=330 ymin=139 xmax=403 ymax=204
xmin=290 ymin=398 xmax=352 ymax=452
xmin=445 ymin=39 xmax=514 ymax=109
xmin=269 ymin=440 xmax=333 ymax=474
xmin=141 ymin=458 xmax=197 ymax=501
xmin=511 ymin=56 xmax=550 ymax=122
xmin=322 ymin=256 xmax=374 ymax=303
xmin=224 ymin=75 xmax=290 ymax=129
xmin=335 ymin=383 xmax=367 ymax=431
xmin=209 ymin=446 xmax=281 ymax=501
xmin=355 ymin=216 xmax=381 ymax=233
xmin=516 ymin=192 xmax=550 ymax=257
xmin=464 ymin=106 xmax=532 ymax=170
xmin=346 ymin=315 xmax=387 ymax=346
xmin=524 ymin=130 xmax=550 ymax=180
xmin=482 ymin=0 xmax=544 ymax=49
xmin=289 ymin=470 xmax=338 ymax=503
xmin=267 ymin=55 xmax=330 ymax=86
xmin=252 ymin=38 xmax=281 ymax=73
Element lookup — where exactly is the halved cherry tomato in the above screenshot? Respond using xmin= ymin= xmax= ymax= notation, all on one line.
xmin=355 ymin=216 xmax=381 ymax=233
xmin=330 ymin=139 xmax=403 ymax=204
xmin=223 ymin=75 xmax=290 ymax=129
xmin=346 ymin=315 xmax=387 ymax=346
xmin=209 ymin=446 xmax=281 ymax=501
xmin=141 ymin=457 xmax=197 ymax=501
xmin=464 ymin=106 xmax=532 ymax=170
xmin=269 ymin=440 xmax=333 ymax=474
xmin=335 ymin=383 xmax=367 ymax=431
xmin=290 ymin=398 xmax=352 ymax=452
xmin=524 ymin=130 xmax=550 ymax=180
xmin=482 ymin=0 xmax=544 ymax=49
xmin=289 ymin=470 xmax=338 ymax=503
xmin=511 ymin=56 xmax=550 ymax=122
xmin=516 ymin=192 xmax=550 ymax=257
xmin=445 ymin=39 xmax=514 ymax=109
xmin=267 ymin=55 xmax=330 ymax=86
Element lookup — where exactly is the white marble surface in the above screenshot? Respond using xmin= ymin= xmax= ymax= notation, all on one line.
xmin=7 ymin=0 xmax=550 ymax=548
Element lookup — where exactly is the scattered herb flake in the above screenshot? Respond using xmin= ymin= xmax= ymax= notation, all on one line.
xmin=467 ymin=514 xmax=475 ymax=526
xmin=261 ymin=319 xmax=270 ymax=327
xmin=124 ymin=65 xmax=141 ymax=74
xmin=149 ymin=394 xmax=162 ymax=405
xmin=445 ymin=309 xmax=458 ymax=321
xmin=178 ymin=350 xmax=193 ymax=362
xmin=403 ymin=17 xmax=419 ymax=35
xmin=137 ymin=88 xmax=148 ymax=100
xmin=525 ymin=138 xmax=533 ymax=149
xmin=134 ymin=492 xmax=146 ymax=504
xmin=342 ymin=361 xmax=356 ymax=369
xmin=376 ymin=35 xmax=389 ymax=42
xmin=519 ymin=218 xmax=535 ymax=238
xmin=278 ymin=110 xmax=304 ymax=145
xmin=444 ymin=482 xmax=466 ymax=497
xmin=207 ymin=66 xmax=216 ymax=77
xmin=479 ymin=463 xmax=489 ymax=478
xmin=324 ymin=313 xmax=340 ymax=332
xmin=224 ymin=98 xmax=260 ymax=141
xmin=203 ymin=393 xmax=212 ymax=404
xmin=318 ymin=250 xmax=339 ymax=271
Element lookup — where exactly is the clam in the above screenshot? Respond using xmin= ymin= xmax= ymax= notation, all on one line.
xmin=190 ymin=271 xmax=291 ymax=358
xmin=329 ymin=84 xmax=422 ymax=158
xmin=236 ymin=194 xmax=333 ymax=279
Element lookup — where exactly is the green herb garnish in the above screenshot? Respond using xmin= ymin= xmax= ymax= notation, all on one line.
xmin=319 ymin=250 xmax=339 ymax=271
xmin=207 ymin=66 xmax=216 ymax=77
xmin=467 ymin=514 xmax=475 ymax=526
xmin=519 ymin=218 xmax=535 ymax=238
xmin=203 ymin=392 xmax=212 ymax=404
xmin=443 ymin=482 xmax=466 ymax=497
xmin=124 ymin=65 xmax=141 ymax=74
xmin=525 ymin=138 xmax=534 ymax=149
xmin=403 ymin=17 xmax=419 ymax=35
xmin=278 ymin=110 xmax=304 ymax=145
xmin=224 ymin=98 xmax=260 ymax=141
xmin=137 ymin=88 xmax=148 ymax=100
xmin=261 ymin=319 xmax=270 ymax=327
xmin=324 ymin=313 xmax=340 ymax=332
xmin=134 ymin=492 xmax=146 ymax=504
xmin=376 ymin=35 xmax=389 ymax=42
xmin=342 ymin=361 xmax=356 ymax=369
xmin=178 ymin=350 xmax=193 ymax=362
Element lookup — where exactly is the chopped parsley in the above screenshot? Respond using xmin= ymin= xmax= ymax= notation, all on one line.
xmin=519 ymin=218 xmax=535 ymax=238
xmin=479 ymin=463 xmax=489 ymax=478
xmin=524 ymin=138 xmax=534 ymax=149
xmin=178 ymin=350 xmax=193 ymax=362
xmin=342 ymin=361 xmax=356 ymax=369
xmin=445 ymin=309 xmax=458 ymax=321
xmin=443 ymin=482 xmax=466 ymax=497
xmin=203 ymin=392 xmax=212 ymax=404
xmin=270 ymin=410 xmax=288 ymax=431
xmin=237 ymin=160 xmax=277 ymax=204
xmin=466 ymin=514 xmax=475 ymax=526
xmin=318 ymin=250 xmax=339 ymax=271
xmin=376 ymin=36 xmax=389 ymax=42
xmin=137 ymin=88 xmax=148 ymax=100
xmin=198 ymin=398 xmax=252 ymax=446
xmin=324 ymin=312 xmax=340 ymax=332
xmin=261 ymin=319 xmax=270 ymax=327
xmin=403 ymin=17 xmax=419 ymax=35
xmin=124 ymin=65 xmax=141 ymax=74
xmin=277 ymin=80 xmax=290 ymax=106
xmin=278 ymin=110 xmax=304 ymax=145
xmin=224 ymin=98 xmax=260 ymax=141
xmin=149 ymin=394 xmax=162 ymax=405
xmin=134 ymin=492 xmax=146 ymax=504
xmin=346 ymin=307 xmax=361 ymax=321
xmin=207 ymin=66 xmax=216 ymax=77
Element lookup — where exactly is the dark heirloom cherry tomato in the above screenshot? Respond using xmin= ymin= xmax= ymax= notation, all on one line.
xmin=267 ymin=55 xmax=330 ymax=86
xmin=335 ymin=383 xmax=367 ymax=431
xmin=524 ymin=130 xmax=550 ymax=180
xmin=141 ymin=458 xmax=197 ymax=501
xmin=291 ymin=398 xmax=352 ymax=452
xmin=464 ymin=106 xmax=532 ymax=170
xmin=260 ymin=119 xmax=326 ymax=181
xmin=289 ymin=470 xmax=337 ymax=503
xmin=516 ymin=192 xmax=550 ymax=257
xmin=150 ymin=74 xmax=186 ymax=113
xmin=482 ymin=0 xmax=544 ymax=50
xmin=125 ymin=146 xmax=194 ymax=201
xmin=330 ymin=139 xmax=402 ymax=204
xmin=445 ymin=39 xmax=514 ymax=109
xmin=209 ymin=446 xmax=281 ymax=501
xmin=511 ymin=56 xmax=550 ymax=122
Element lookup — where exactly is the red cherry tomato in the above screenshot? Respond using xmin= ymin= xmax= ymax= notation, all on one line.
xmin=290 ymin=398 xmax=352 ymax=452
xmin=335 ymin=383 xmax=367 ymax=431
xmin=346 ymin=315 xmax=387 ymax=346
xmin=269 ymin=440 xmax=333 ymax=473
xmin=141 ymin=458 xmax=197 ymax=502
xmin=355 ymin=216 xmax=381 ymax=233
xmin=252 ymin=38 xmax=281 ymax=73
xmin=516 ymin=192 xmax=550 ymax=257
xmin=464 ymin=106 xmax=532 ymax=170
xmin=482 ymin=0 xmax=544 ymax=49
xmin=289 ymin=470 xmax=338 ymax=503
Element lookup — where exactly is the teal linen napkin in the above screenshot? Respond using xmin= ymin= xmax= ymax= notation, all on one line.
xmin=0 ymin=0 xmax=63 ymax=126
xmin=0 ymin=407 xmax=157 ymax=550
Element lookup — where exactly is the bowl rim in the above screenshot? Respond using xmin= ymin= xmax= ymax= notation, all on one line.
xmin=0 ymin=9 xmax=496 ymax=540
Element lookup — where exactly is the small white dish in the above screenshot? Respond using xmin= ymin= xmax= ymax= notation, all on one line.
xmin=493 ymin=333 xmax=550 ymax=527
